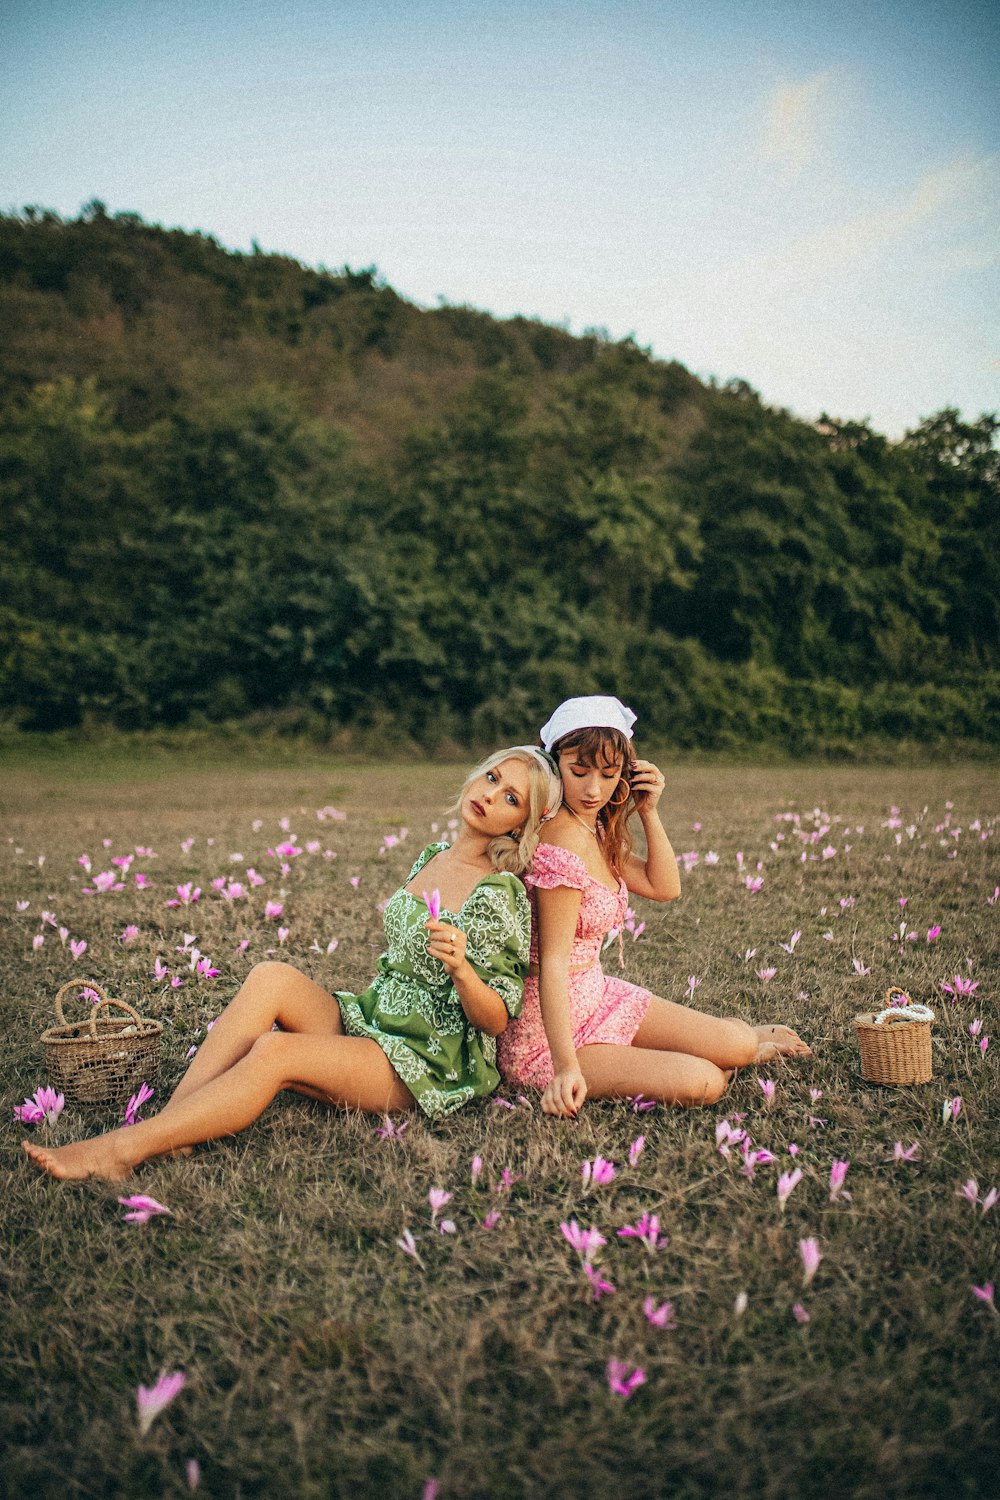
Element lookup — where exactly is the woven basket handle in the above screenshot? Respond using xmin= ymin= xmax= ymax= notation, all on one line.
xmin=54 ymin=977 xmax=110 ymax=1026
xmin=86 ymin=997 xmax=145 ymax=1036
xmin=884 ymin=986 xmax=912 ymax=1008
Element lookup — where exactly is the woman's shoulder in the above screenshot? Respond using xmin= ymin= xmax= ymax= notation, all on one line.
xmin=404 ymin=842 xmax=450 ymax=882
xmin=528 ymin=837 xmax=592 ymax=889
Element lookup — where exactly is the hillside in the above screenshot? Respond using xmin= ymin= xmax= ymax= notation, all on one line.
xmin=1 ymin=203 xmax=997 ymax=750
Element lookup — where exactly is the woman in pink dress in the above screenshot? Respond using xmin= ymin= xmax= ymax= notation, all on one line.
xmin=497 ymin=696 xmax=811 ymax=1117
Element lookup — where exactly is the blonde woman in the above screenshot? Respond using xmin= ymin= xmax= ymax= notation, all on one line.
xmin=25 ymin=747 xmax=562 ymax=1181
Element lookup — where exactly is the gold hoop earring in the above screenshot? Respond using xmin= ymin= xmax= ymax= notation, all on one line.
xmin=608 ymin=780 xmax=631 ymax=808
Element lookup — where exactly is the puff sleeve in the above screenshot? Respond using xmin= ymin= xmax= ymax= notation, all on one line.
xmin=524 ymin=843 xmax=591 ymax=894
xmin=461 ymin=873 xmax=531 ymax=1020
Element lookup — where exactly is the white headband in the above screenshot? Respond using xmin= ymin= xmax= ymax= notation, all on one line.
xmin=509 ymin=745 xmax=563 ymax=821
xmin=539 ymin=696 xmax=637 ymax=754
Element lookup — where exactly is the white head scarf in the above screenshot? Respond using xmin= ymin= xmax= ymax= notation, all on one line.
xmin=509 ymin=745 xmax=564 ymax=821
xmin=539 ymin=696 xmax=637 ymax=754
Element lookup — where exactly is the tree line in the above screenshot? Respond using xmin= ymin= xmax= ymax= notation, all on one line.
xmin=1 ymin=204 xmax=997 ymax=752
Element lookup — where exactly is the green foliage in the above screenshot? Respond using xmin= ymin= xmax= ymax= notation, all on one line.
xmin=1 ymin=206 xmax=997 ymax=749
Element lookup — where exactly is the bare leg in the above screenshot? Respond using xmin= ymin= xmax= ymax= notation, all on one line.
xmin=632 ymin=996 xmax=810 ymax=1066
xmin=22 ymin=1031 xmax=414 ymax=1183
xmin=578 ymin=1042 xmax=731 ymax=1107
xmin=164 ymin=961 xmax=344 ymax=1111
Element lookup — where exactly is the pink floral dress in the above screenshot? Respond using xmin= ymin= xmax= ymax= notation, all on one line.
xmin=497 ymin=843 xmax=652 ymax=1090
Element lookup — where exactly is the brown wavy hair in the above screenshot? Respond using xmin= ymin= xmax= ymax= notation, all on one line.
xmin=549 ymin=726 xmax=635 ymax=879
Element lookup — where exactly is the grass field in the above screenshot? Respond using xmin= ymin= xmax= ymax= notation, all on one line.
xmin=2 ymin=753 xmax=998 ymax=1499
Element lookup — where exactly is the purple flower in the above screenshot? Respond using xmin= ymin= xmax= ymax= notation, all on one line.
xmin=482 ymin=1211 xmax=501 ymax=1231
xmin=582 ymin=1155 xmax=617 ymax=1188
xmin=799 ymin=1237 xmax=822 ymax=1286
xmin=560 ymin=1219 xmax=607 ymax=1265
xmin=942 ymin=1096 xmax=962 ymax=1124
xmin=971 ymin=1282 xmax=996 ymax=1311
xmin=583 ymin=1262 xmax=616 ymax=1301
xmin=14 ymin=1086 xmax=64 ymax=1126
xmin=893 ymin=1141 xmax=921 ymax=1162
xmin=791 ymin=1302 xmax=811 ymax=1324
xmin=643 ymin=1296 xmax=677 ymax=1329
xmin=375 ymin=1115 xmax=408 ymax=1141
xmin=421 ymin=888 xmax=441 ymax=920
xmin=628 ymin=1135 xmax=645 ymax=1167
xmin=777 ymin=1168 xmax=803 ymax=1211
xmin=926 ymin=925 xmax=941 ymax=943
xmin=395 ymin=1228 xmax=424 ymax=1267
xmin=606 ymin=1359 xmax=646 ymax=1399
xmin=119 ymin=1194 xmax=171 ymax=1225
xmin=470 ymin=1154 xmax=483 ymax=1184
xmin=428 ymin=1187 xmax=452 ymax=1226
xmin=123 ymin=1083 xmax=154 ymax=1127
xmin=758 ymin=1077 xmax=776 ymax=1103
xmin=264 ymin=900 xmax=283 ymax=920
xmin=829 ymin=1160 xmax=851 ymax=1203
xmin=136 ymin=1370 xmax=186 ymax=1436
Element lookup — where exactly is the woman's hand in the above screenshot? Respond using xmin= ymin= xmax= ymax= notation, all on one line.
xmin=425 ymin=918 xmax=468 ymax=977
xmin=629 ymin=758 xmax=665 ymax=815
xmin=541 ymin=1066 xmax=588 ymax=1118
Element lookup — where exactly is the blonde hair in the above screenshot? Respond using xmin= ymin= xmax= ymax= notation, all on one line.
xmin=450 ymin=747 xmax=554 ymax=877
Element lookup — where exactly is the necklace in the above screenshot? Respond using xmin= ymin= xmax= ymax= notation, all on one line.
xmin=564 ymin=805 xmax=599 ymax=838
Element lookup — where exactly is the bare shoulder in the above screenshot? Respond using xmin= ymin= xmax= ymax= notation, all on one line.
xmin=539 ymin=813 xmax=592 ymax=859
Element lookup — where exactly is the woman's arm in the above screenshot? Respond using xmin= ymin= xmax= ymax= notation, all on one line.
xmin=425 ymin=918 xmax=509 ymax=1036
xmin=622 ymin=758 xmax=681 ymax=902
xmin=535 ymin=883 xmax=589 ymax=1117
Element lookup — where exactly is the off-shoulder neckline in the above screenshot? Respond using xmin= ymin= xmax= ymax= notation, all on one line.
xmin=533 ymin=839 xmax=624 ymax=896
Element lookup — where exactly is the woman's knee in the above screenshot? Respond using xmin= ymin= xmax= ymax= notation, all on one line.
xmin=247 ymin=959 xmax=301 ymax=990
xmin=677 ymin=1059 xmax=730 ymax=1108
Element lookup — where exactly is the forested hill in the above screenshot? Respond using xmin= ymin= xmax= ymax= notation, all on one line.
xmin=1 ymin=203 xmax=997 ymax=751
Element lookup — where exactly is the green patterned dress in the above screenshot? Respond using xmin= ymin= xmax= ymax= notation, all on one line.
xmin=336 ymin=844 xmax=531 ymax=1117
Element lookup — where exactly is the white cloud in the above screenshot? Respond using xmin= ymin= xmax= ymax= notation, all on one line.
xmin=760 ymin=71 xmax=838 ymax=174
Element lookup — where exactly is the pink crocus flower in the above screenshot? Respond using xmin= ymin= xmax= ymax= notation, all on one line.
xmin=799 ymin=1237 xmax=822 ymax=1285
xmin=119 ymin=1193 xmax=171 ymax=1225
xmin=482 ymin=1211 xmax=501 ymax=1230
xmin=643 ymin=1296 xmax=677 ymax=1329
xmin=124 ymin=1082 xmax=154 ymax=1126
xmin=755 ymin=968 xmax=777 ymax=983
xmin=628 ymin=1135 xmax=645 ymax=1167
xmin=616 ymin=1211 xmax=666 ymax=1254
xmin=971 ymin=1283 xmax=996 ymax=1311
xmin=969 ymin=1019 xmax=983 ymax=1037
xmin=926 ymin=925 xmax=941 ymax=943
xmin=791 ymin=1303 xmax=811 ymax=1324
xmin=777 ymin=1168 xmax=803 ymax=1211
xmin=715 ymin=1119 xmax=746 ymax=1155
xmin=829 ymin=1160 xmax=851 ymax=1203
xmin=136 ymin=1371 xmax=186 ymax=1436
xmin=851 ymin=958 xmax=871 ymax=976
xmin=428 ymin=1187 xmax=452 ymax=1226
xmin=153 ymin=958 xmax=170 ymax=981
xmin=745 ymin=876 xmax=764 ymax=893
xmin=187 ymin=1458 xmax=201 ymax=1491
xmin=495 ymin=1167 xmax=522 ymax=1193
xmin=606 ymin=1360 xmax=646 ymax=1399
xmin=779 ymin=931 xmax=801 ymax=954
xmin=893 ymin=1141 xmax=920 ymax=1162
xmin=395 ymin=1228 xmax=424 ymax=1267
xmin=15 ymin=1086 xmax=64 ymax=1125
xmin=560 ymin=1219 xmax=607 ymax=1264
xmin=119 ymin=925 xmax=140 ymax=945
xmin=582 ymin=1156 xmax=617 ymax=1188
xmin=629 ymin=1094 xmax=656 ymax=1112
xmin=583 ymin=1263 xmax=616 ymax=1301
xmin=165 ymin=883 xmax=201 ymax=908
xmin=942 ymin=1096 xmax=962 ymax=1123
xmin=470 ymin=1155 xmax=483 ymax=1184
xmin=758 ymin=1078 xmax=776 ymax=1103
xmin=941 ymin=975 xmax=979 ymax=1001
xmin=264 ymin=901 xmax=283 ymax=920
xmin=134 ymin=873 xmax=151 ymax=889
xmin=374 ymin=1115 xmax=408 ymax=1141
xmin=69 ymin=938 xmax=88 ymax=961
xmin=31 ymin=934 xmax=44 ymax=951
xmin=422 ymin=889 xmax=442 ymax=920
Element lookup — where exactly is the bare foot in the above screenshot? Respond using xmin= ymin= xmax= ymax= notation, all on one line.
xmin=753 ymin=1025 xmax=812 ymax=1063
xmin=22 ymin=1134 xmax=134 ymax=1182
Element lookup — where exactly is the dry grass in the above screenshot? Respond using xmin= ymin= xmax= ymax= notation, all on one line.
xmin=2 ymin=754 xmax=998 ymax=1499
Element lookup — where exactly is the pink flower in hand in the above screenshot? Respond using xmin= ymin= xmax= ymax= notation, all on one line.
xmin=136 ymin=1370 xmax=186 ymax=1435
xmin=422 ymin=888 xmax=442 ymax=921
xmin=606 ymin=1359 xmax=646 ymax=1399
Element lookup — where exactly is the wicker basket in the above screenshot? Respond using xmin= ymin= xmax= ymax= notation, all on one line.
xmin=854 ymin=987 xmax=934 ymax=1086
xmin=40 ymin=978 xmax=162 ymax=1105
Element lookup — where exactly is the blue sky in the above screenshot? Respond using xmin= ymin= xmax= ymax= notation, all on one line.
xmin=3 ymin=0 xmax=997 ymax=435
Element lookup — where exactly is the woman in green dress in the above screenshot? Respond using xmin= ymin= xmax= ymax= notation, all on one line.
xmin=23 ymin=747 xmax=562 ymax=1183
